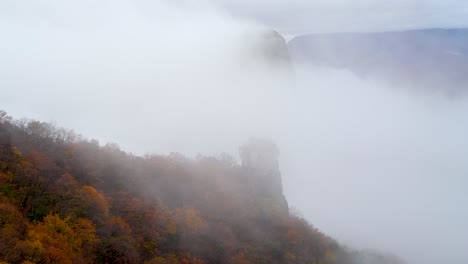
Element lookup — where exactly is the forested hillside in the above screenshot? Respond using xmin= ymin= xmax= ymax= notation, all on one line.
xmin=0 ymin=110 xmax=404 ymax=264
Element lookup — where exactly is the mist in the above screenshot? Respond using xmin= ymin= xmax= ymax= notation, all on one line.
xmin=283 ymin=65 xmax=468 ymax=264
xmin=0 ymin=0 xmax=290 ymax=155
xmin=2 ymin=1 xmax=468 ymax=264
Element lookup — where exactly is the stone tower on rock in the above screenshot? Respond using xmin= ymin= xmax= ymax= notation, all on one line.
xmin=239 ymin=138 xmax=288 ymax=216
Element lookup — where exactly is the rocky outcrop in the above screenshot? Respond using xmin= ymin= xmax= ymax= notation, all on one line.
xmin=239 ymin=138 xmax=289 ymax=216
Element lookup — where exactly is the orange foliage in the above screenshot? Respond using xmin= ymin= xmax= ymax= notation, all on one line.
xmin=0 ymin=112 xmax=345 ymax=264
xmin=79 ymin=185 xmax=110 ymax=223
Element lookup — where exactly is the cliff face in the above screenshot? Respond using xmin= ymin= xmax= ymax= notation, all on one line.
xmin=239 ymin=138 xmax=289 ymax=217
xmin=240 ymin=28 xmax=294 ymax=83
xmin=257 ymin=30 xmax=292 ymax=66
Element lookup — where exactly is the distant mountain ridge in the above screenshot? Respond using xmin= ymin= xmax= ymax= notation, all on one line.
xmin=288 ymin=28 xmax=468 ymax=94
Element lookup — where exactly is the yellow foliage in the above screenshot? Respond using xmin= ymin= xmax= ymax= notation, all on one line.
xmin=172 ymin=208 xmax=207 ymax=233
xmin=80 ymin=185 xmax=110 ymax=221
xmin=11 ymin=239 xmax=45 ymax=263
xmin=324 ymin=248 xmax=336 ymax=263
xmin=71 ymin=218 xmax=99 ymax=248
xmin=22 ymin=214 xmax=99 ymax=264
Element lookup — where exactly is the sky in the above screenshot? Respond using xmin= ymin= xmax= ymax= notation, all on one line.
xmin=1 ymin=1 xmax=468 ymax=264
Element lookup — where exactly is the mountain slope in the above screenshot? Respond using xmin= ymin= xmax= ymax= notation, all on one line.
xmin=0 ymin=110 xmax=406 ymax=264
xmin=288 ymin=28 xmax=468 ymax=94
xmin=0 ymin=111 xmax=335 ymax=264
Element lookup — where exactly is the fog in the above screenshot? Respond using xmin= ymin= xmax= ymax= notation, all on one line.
xmin=284 ymin=65 xmax=468 ymax=264
xmin=1 ymin=0 xmax=291 ymax=155
xmin=1 ymin=1 xmax=468 ymax=264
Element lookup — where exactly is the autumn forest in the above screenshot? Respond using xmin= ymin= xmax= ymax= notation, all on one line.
xmin=0 ymin=110 xmax=403 ymax=264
